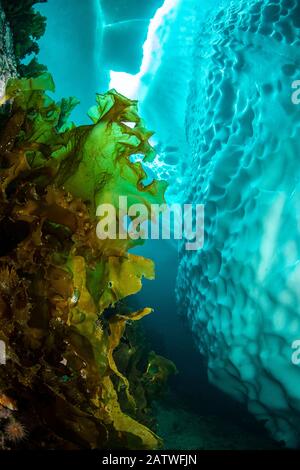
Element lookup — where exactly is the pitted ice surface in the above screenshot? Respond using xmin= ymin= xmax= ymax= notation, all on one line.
xmin=176 ymin=0 xmax=300 ymax=447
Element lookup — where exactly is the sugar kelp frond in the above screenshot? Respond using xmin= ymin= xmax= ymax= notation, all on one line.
xmin=0 ymin=74 xmax=170 ymax=449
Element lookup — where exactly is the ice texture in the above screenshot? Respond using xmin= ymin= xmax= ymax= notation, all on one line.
xmin=124 ymin=0 xmax=300 ymax=447
xmin=176 ymin=0 xmax=300 ymax=447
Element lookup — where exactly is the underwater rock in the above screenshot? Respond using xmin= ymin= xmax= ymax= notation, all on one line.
xmin=0 ymin=396 xmax=26 ymax=450
xmin=1 ymin=0 xmax=47 ymax=78
xmin=0 ymin=5 xmax=17 ymax=100
xmin=176 ymin=0 xmax=300 ymax=447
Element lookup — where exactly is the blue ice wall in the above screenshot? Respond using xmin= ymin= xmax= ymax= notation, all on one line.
xmin=175 ymin=0 xmax=300 ymax=447
xmin=101 ymin=0 xmax=164 ymax=73
xmin=128 ymin=0 xmax=300 ymax=447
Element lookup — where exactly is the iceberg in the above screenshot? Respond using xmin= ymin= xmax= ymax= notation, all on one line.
xmin=128 ymin=0 xmax=300 ymax=447
xmin=177 ymin=0 xmax=300 ymax=448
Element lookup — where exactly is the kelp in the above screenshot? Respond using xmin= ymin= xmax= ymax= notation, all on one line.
xmin=0 ymin=73 xmax=169 ymax=449
xmin=1 ymin=0 xmax=47 ymax=77
xmin=114 ymin=324 xmax=178 ymax=432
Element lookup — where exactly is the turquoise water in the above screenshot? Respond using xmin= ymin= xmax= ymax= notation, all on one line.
xmin=35 ymin=0 xmax=300 ymax=448
xmin=37 ymin=0 xmax=105 ymax=123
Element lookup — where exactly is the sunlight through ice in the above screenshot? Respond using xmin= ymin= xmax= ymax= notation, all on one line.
xmin=109 ymin=0 xmax=180 ymax=100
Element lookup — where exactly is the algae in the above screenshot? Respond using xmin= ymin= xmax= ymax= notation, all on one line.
xmin=0 ymin=73 xmax=169 ymax=449
xmin=1 ymin=0 xmax=47 ymax=77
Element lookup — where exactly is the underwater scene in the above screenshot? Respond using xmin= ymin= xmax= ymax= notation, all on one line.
xmin=0 ymin=0 xmax=300 ymax=461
